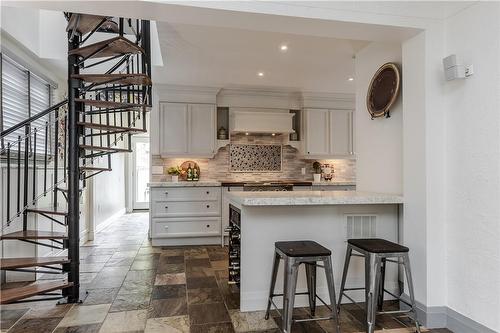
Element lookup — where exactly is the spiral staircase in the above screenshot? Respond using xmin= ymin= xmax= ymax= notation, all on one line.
xmin=0 ymin=13 xmax=152 ymax=304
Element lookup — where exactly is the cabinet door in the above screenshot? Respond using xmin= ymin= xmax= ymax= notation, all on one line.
xmin=160 ymin=103 xmax=188 ymax=155
xmin=329 ymin=110 xmax=353 ymax=156
xmin=305 ymin=109 xmax=330 ymax=156
xmin=189 ymin=104 xmax=215 ymax=156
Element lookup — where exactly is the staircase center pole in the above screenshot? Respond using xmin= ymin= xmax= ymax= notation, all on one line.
xmin=66 ymin=33 xmax=81 ymax=303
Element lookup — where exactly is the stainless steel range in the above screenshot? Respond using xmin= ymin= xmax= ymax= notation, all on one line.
xmin=243 ymin=182 xmax=294 ymax=192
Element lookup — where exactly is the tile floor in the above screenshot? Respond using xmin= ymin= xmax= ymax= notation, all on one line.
xmin=1 ymin=213 xmax=453 ymax=333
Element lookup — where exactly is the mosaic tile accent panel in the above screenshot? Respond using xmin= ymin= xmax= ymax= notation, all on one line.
xmin=229 ymin=144 xmax=282 ymax=172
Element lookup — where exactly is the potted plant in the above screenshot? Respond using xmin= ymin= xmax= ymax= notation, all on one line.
xmin=167 ymin=166 xmax=182 ymax=182
xmin=312 ymin=161 xmax=322 ymax=183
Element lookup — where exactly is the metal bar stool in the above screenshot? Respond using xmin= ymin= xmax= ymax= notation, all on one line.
xmin=264 ymin=241 xmax=340 ymax=333
xmin=337 ymin=238 xmax=421 ymax=333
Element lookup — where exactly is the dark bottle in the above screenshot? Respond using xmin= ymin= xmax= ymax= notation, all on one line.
xmin=187 ymin=164 xmax=193 ymax=181
xmin=193 ymin=167 xmax=199 ymax=181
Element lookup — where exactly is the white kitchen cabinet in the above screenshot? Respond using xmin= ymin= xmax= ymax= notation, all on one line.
xmin=160 ymin=103 xmax=188 ymax=155
xmin=189 ymin=104 xmax=216 ymax=155
xmin=150 ymin=186 xmax=221 ymax=246
xmin=305 ymin=109 xmax=330 ymax=156
xmin=159 ymin=102 xmax=216 ymax=158
xmin=303 ymin=108 xmax=354 ymax=159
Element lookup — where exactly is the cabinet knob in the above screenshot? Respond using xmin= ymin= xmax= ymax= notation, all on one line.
xmin=164 ymin=206 xmax=168 ymax=209
xmin=307 ymin=152 xmax=310 ymax=154
xmin=165 ymin=191 xmax=168 ymax=195
xmin=206 ymin=224 xmax=210 ymax=228
xmin=206 ymin=191 xmax=210 ymax=194
xmin=206 ymin=205 xmax=210 ymax=208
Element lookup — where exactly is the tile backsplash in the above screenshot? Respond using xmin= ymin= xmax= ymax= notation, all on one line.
xmin=152 ymin=134 xmax=356 ymax=182
xmin=229 ymin=144 xmax=282 ymax=172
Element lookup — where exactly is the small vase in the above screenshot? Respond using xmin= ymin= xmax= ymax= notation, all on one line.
xmin=313 ymin=174 xmax=321 ymax=183
xmin=171 ymin=175 xmax=179 ymax=182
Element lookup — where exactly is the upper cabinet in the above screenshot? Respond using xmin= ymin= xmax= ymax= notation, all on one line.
xmin=303 ymin=108 xmax=355 ymax=159
xmin=160 ymin=102 xmax=216 ymax=158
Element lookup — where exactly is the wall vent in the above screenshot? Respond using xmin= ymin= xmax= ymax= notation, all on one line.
xmin=346 ymin=214 xmax=377 ymax=239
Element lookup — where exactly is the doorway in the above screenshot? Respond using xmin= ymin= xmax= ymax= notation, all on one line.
xmin=132 ymin=137 xmax=150 ymax=210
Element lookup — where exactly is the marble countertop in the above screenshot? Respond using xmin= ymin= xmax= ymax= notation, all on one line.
xmin=148 ymin=179 xmax=356 ymax=187
xmin=311 ymin=180 xmax=356 ymax=186
xmin=227 ymin=190 xmax=403 ymax=206
xmin=148 ymin=181 xmax=221 ymax=187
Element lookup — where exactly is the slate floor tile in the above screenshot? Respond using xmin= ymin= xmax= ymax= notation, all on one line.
xmin=151 ymin=284 xmax=186 ymax=300
xmin=58 ymin=304 xmax=111 ymax=327
xmin=0 ymin=308 xmax=29 ymax=331
xmin=144 ymin=315 xmax=190 ymax=333
xmin=188 ymin=302 xmax=231 ymax=325
xmin=8 ymin=317 xmax=62 ymax=333
xmin=110 ymin=293 xmax=151 ymax=312
xmin=98 ymin=309 xmax=147 ymax=333
xmin=187 ymin=287 xmax=223 ymax=305
xmin=148 ymin=298 xmax=187 ymax=318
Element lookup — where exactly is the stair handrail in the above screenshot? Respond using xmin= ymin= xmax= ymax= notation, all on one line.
xmin=1 ymin=99 xmax=68 ymax=138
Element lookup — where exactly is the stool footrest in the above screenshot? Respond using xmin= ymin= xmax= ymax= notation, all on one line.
xmin=377 ymin=309 xmax=412 ymax=315
xmin=294 ymin=316 xmax=333 ymax=323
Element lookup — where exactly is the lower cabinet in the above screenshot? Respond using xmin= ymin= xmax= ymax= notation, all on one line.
xmin=150 ymin=186 xmax=221 ymax=246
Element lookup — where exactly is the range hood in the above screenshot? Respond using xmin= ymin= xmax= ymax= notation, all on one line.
xmin=229 ymin=110 xmax=295 ymax=135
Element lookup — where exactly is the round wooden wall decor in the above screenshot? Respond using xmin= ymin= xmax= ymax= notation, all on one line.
xmin=366 ymin=63 xmax=401 ymax=119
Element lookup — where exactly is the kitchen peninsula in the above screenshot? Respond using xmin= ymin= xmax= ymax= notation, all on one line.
xmin=226 ymin=190 xmax=403 ymax=311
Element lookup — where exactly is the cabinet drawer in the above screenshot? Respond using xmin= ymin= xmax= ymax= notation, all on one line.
xmin=152 ymin=218 xmax=221 ymax=238
xmin=152 ymin=200 xmax=220 ymax=218
xmin=151 ymin=187 xmax=221 ymax=202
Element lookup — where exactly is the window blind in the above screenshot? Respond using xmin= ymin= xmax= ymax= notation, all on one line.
xmin=2 ymin=56 xmax=29 ymax=142
xmin=1 ymin=55 xmax=53 ymax=153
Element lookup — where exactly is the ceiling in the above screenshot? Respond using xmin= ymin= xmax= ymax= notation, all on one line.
xmin=153 ymin=23 xmax=369 ymax=93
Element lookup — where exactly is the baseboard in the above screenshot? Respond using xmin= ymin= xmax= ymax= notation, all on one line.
xmin=95 ymin=208 xmax=126 ymax=234
xmin=79 ymin=228 xmax=89 ymax=245
xmin=401 ymin=294 xmax=497 ymax=332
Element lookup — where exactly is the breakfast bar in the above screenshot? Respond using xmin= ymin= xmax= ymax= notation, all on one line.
xmin=226 ymin=190 xmax=404 ymax=312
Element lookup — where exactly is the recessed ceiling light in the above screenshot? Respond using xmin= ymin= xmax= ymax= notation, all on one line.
xmin=280 ymin=44 xmax=288 ymax=51
xmin=245 ymin=132 xmax=249 ymax=136
xmin=348 ymin=77 xmax=354 ymax=81
xmin=257 ymin=72 xmax=264 ymax=77
xmin=271 ymin=133 xmax=276 ymax=136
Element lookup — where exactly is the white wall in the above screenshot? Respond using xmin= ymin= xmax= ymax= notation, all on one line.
xmin=92 ymin=154 xmax=126 ymax=230
xmin=443 ymin=3 xmax=500 ymax=331
xmin=355 ymin=42 xmax=403 ymax=194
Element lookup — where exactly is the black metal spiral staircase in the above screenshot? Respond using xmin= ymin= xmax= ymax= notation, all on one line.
xmin=0 ymin=13 xmax=152 ymax=304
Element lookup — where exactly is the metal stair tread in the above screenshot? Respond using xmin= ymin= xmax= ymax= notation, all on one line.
xmin=0 ymin=257 xmax=69 ymax=270
xmin=80 ymin=166 xmax=112 ymax=172
xmin=75 ymin=98 xmax=148 ymax=110
xmin=0 ymin=230 xmax=68 ymax=240
xmin=66 ymin=13 xmax=117 ymax=35
xmin=78 ymin=121 xmax=146 ymax=133
xmin=0 ymin=280 xmax=73 ymax=304
xmin=72 ymin=73 xmax=151 ymax=86
xmin=68 ymin=36 xmax=144 ymax=59
xmin=26 ymin=208 xmax=68 ymax=216
xmin=79 ymin=144 xmax=132 ymax=152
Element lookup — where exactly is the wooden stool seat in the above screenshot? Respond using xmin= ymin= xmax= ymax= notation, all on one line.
xmin=348 ymin=238 xmax=409 ymax=253
xmin=275 ymin=240 xmax=331 ymax=257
